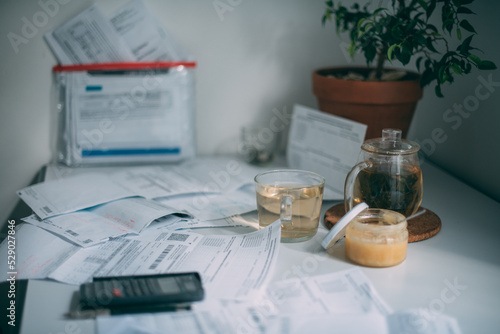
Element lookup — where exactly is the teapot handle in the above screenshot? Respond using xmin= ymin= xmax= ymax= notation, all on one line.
xmin=344 ymin=161 xmax=373 ymax=212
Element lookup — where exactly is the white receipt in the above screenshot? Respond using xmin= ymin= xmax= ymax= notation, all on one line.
xmin=287 ymin=104 xmax=367 ymax=199
xmin=110 ymin=0 xmax=191 ymax=61
xmin=44 ymin=4 xmax=134 ymax=64
xmin=22 ymin=197 xmax=189 ymax=247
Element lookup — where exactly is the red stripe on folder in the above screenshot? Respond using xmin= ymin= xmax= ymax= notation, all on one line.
xmin=52 ymin=61 xmax=197 ymax=72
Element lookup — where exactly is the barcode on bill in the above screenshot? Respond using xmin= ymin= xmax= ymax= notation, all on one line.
xmin=65 ymin=229 xmax=79 ymax=237
xmin=149 ymin=245 xmax=175 ymax=270
xmin=167 ymin=233 xmax=189 ymax=242
xmin=42 ymin=206 xmax=53 ymax=214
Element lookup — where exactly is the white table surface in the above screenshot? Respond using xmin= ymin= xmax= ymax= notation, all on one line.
xmin=19 ymin=159 xmax=500 ymax=334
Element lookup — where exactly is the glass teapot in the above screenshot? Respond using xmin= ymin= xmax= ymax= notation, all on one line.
xmin=345 ymin=129 xmax=423 ymax=217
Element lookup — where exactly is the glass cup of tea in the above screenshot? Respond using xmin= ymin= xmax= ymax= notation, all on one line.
xmin=254 ymin=170 xmax=325 ymax=242
xmin=345 ymin=129 xmax=423 ymax=217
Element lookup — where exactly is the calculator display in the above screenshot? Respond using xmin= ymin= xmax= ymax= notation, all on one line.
xmin=157 ymin=277 xmax=181 ymax=294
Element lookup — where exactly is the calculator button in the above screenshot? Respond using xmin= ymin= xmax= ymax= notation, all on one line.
xmin=138 ymin=279 xmax=151 ymax=295
xmin=112 ymin=288 xmax=123 ymax=297
xmin=131 ymin=279 xmax=142 ymax=296
xmin=122 ymin=281 xmax=134 ymax=296
xmin=147 ymin=278 xmax=161 ymax=293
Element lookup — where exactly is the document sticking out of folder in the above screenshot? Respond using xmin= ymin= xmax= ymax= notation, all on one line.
xmin=53 ymin=62 xmax=197 ymax=166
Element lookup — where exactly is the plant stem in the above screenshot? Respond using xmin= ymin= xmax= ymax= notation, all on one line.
xmin=375 ymin=44 xmax=388 ymax=79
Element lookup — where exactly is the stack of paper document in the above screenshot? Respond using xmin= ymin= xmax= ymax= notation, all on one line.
xmin=45 ymin=0 xmax=191 ymax=64
xmin=16 ymin=157 xmax=265 ymax=247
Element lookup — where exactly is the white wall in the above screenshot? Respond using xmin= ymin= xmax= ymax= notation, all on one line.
xmin=408 ymin=0 xmax=500 ymax=204
xmin=1 ymin=0 xmax=499 ymax=227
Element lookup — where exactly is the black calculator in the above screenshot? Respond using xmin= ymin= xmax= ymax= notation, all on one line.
xmin=79 ymin=272 xmax=204 ymax=309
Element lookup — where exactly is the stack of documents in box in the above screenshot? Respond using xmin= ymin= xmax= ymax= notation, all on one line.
xmin=46 ymin=0 xmax=198 ymax=166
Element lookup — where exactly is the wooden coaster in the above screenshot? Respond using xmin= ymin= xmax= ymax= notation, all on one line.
xmin=323 ymin=203 xmax=441 ymax=243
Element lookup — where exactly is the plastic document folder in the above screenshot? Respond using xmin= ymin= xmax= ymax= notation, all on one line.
xmin=52 ymin=61 xmax=197 ymax=166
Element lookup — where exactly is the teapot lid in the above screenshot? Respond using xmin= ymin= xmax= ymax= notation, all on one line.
xmin=362 ymin=129 xmax=420 ymax=155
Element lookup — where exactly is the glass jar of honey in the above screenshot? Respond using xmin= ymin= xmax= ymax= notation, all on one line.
xmin=345 ymin=208 xmax=408 ymax=267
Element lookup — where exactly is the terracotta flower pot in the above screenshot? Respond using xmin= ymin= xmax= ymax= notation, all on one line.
xmin=312 ymin=66 xmax=423 ymax=139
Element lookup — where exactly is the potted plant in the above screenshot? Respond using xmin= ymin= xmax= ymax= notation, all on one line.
xmin=314 ymin=0 xmax=496 ymax=139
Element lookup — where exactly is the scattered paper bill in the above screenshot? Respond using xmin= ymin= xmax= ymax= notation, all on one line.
xmin=262 ymin=267 xmax=391 ymax=316
xmin=44 ymin=4 xmax=135 ymax=64
xmin=17 ymin=173 xmax=135 ymax=220
xmin=110 ymin=0 xmax=191 ymax=61
xmin=95 ymin=269 xmax=462 ymax=334
xmin=157 ymin=185 xmax=256 ymax=221
xmin=18 ymin=157 xmax=264 ymax=220
xmin=287 ymin=104 xmax=367 ymax=199
xmin=50 ymin=220 xmax=280 ymax=300
xmin=22 ymin=197 xmax=190 ymax=247
xmin=0 ymin=224 xmax=80 ymax=281
xmin=112 ymin=157 xmax=263 ymax=199
xmin=1 ymin=220 xmax=280 ymax=300
xmin=161 ymin=214 xmax=259 ymax=231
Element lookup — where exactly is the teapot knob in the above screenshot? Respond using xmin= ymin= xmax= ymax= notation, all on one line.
xmin=382 ymin=129 xmax=402 ymax=142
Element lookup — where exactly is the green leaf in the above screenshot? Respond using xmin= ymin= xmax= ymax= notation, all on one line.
xmin=459 ymin=20 xmax=476 ymax=33
xmin=468 ymin=53 xmax=482 ymax=65
xmin=364 ymin=44 xmax=377 ymax=64
xmin=478 ymin=60 xmax=497 ymax=70
xmin=457 ymin=7 xmax=475 ymax=14
xmin=427 ymin=24 xmax=438 ymax=33
xmin=387 ymin=44 xmax=398 ymax=61
xmin=426 ymin=37 xmax=438 ymax=53
xmin=438 ymin=65 xmax=448 ymax=83
xmin=357 ymin=18 xmax=367 ymax=31
xmin=348 ymin=41 xmax=357 ymax=58
xmin=416 ymin=56 xmax=424 ymax=71
xmin=421 ymin=68 xmax=435 ymax=87
xmin=456 ymin=28 xmax=462 ymax=40
xmin=451 ymin=63 xmax=462 ymax=74
xmin=426 ymin=0 xmax=436 ymax=19
xmin=326 ymin=0 xmax=334 ymax=7
xmin=458 ymin=35 xmax=473 ymax=54
xmin=443 ymin=18 xmax=454 ymax=35
xmin=373 ymin=8 xmax=387 ymax=16
xmin=465 ymin=62 xmax=472 ymax=74
xmin=418 ymin=0 xmax=428 ymax=10
xmin=435 ymin=84 xmax=444 ymax=98
xmin=398 ymin=48 xmax=412 ymax=65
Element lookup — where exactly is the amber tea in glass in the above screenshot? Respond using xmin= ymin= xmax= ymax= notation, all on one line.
xmin=255 ymin=170 xmax=324 ymax=242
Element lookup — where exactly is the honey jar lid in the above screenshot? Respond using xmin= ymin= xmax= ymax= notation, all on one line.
xmin=321 ymin=202 xmax=369 ymax=250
